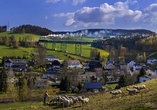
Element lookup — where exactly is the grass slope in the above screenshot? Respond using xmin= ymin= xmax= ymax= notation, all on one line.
xmin=0 ymin=45 xmax=92 ymax=61
xmin=0 ymin=46 xmax=34 ymax=58
xmin=2 ymin=79 xmax=157 ymax=110
xmin=0 ymin=32 xmax=40 ymax=41
xmin=46 ymin=43 xmax=109 ymax=58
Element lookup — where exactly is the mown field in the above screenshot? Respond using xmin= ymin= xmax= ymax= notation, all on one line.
xmin=1 ymin=79 xmax=157 ymax=110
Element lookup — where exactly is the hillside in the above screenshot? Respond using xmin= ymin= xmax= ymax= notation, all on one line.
xmin=54 ymin=28 xmax=156 ymax=35
xmin=10 ymin=24 xmax=53 ymax=36
xmin=1 ymin=78 xmax=157 ymax=110
xmin=0 ymin=31 xmax=40 ymax=41
xmin=49 ymin=78 xmax=157 ymax=110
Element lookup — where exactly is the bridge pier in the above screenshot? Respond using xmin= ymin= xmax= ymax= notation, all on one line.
xmin=75 ymin=43 xmax=82 ymax=55
xmin=52 ymin=42 xmax=56 ymax=50
xmin=60 ymin=43 xmax=67 ymax=52
xmin=44 ymin=42 xmax=48 ymax=48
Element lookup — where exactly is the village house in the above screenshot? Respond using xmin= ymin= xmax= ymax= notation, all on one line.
xmin=52 ymin=60 xmax=61 ymax=72
xmin=103 ymin=63 xmax=115 ymax=74
xmin=89 ymin=60 xmax=102 ymax=71
xmin=139 ymin=74 xmax=157 ymax=82
xmin=4 ymin=59 xmax=27 ymax=72
xmin=133 ymin=63 xmax=142 ymax=71
xmin=77 ymin=72 xmax=97 ymax=84
xmin=146 ymin=58 xmax=157 ymax=65
xmin=61 ymin=71 xmax=97 ymax=86
xmin=45 ymin=54 xmax=59 ymax=62
xmin=42 ymin=69 xmax=56 ymax=79
xmin=67 ymin=60 xmax=83 ymax=69
xmin=127 ymin=60 xmax=136 ymax=69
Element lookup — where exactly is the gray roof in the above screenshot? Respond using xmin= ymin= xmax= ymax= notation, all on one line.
xmin=144 ymin=74 xmax=157 ymax=79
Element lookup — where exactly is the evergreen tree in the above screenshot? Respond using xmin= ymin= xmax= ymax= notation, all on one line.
xmin=77 ymin=82 xmax=83 ymax=91
xmin=1 ymin=57 xmax=6 ymax=66
xmin=59 ymin=78 xmax=65 ymax=91
xmin=64 ymin=76 xmax=71 ymax=92
xmin=95 ymin=52 xmax=100 ymax=61
xmin=17 ymin=75 xmax=28 ymax=101
xmin=59 ymin=77 xmax=71 ymax=92
xmin=117 ymin=75 xmax=126 ymax=88
xmin=0 ymin=68 xmax=7 ymax=93
xmin=137 ymin=68 xmax=146 ymax=82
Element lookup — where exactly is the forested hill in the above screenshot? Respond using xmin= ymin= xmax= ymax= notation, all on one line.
xmin=54 ymin=29 xmax=155 ymax=35
xmin=10 ymin=24 xmax=53 ymax=36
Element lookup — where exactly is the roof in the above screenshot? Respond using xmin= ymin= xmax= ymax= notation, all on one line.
xmin=84 ymin=82 xmax=102 ymax=89
xmin=5 ymin=59 xmax=26 ymax=64
xmin=144 ymin=74 xmax=157 ymax=79
xmin=78 ymin=72 xmax=96 ymax=77
xmin=104 ymin=63 xmax=115 ymax=70
xmin=52 ymin=60 xmax=60 ymax=66
xmin=68 ymin=60 xmax=81 ymax=65
xmin=89 ymin=61 xmax=102 ymax=67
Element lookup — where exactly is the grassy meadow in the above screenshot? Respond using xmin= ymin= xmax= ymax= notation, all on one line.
xmin=44 ymin=43 xmax=109 ymax=58
xmin=0 ymin=44 xmax=109 ymax=61
xmin=0 ymin=45 xmax=70 ymax=60
xmin=1 ymin=79 xmax=157 ymax=110
xmin=0 ymin=32 xmax=40 ymax=41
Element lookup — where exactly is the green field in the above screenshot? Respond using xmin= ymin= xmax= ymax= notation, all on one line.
xmin=0 ymin=32 xmax=40 ymax=41
xmin=0 ymin=44 xmax=109 ymax=63
xmin=0 ymin=32 xmax=109 ymax=60
xmin=0 ymin=45 xmax=34 ymax=58
xmin=0 ymin=45 xmax=71 ymax=60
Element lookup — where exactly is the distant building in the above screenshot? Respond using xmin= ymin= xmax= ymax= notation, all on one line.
xmin=89 ymin=61 xmax=102 ymax=71
xmin=127 ymin=60 xmax=136 ymax=68
xmin=52 ymin=60 xmax=61 ymax=72
xmin=35 ymin=78 xmax=48 ymax=88
xmin=67 ymin=60 xmax=83 ymax=69
xmin=45 ymin=55 xmax=59 ymax=62
xmin=139 ymin=74 xmax=157 ymax=82
xmin=42 ymin=69 xmax=56 ymax=79
xmin=4 ymin=59 xmax=27 ymax=72
xmin=133 ymin=64 xmax=142 ymax=71
xmin=147 ymin=58 xmax=157 ymax=65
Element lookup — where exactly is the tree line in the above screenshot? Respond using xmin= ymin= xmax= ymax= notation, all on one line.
xmin=0 ymin=35 xmax=38 ymax=48
xmin=0 ymin=25 xmax=7 ymax=32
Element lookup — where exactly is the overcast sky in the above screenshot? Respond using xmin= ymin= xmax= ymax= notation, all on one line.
xmin=1 ymin=0 xmax=157 ymax=32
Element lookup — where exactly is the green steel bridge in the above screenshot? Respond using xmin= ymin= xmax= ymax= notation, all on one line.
xmin=38 ymin=39 xmax=93 ymax=55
